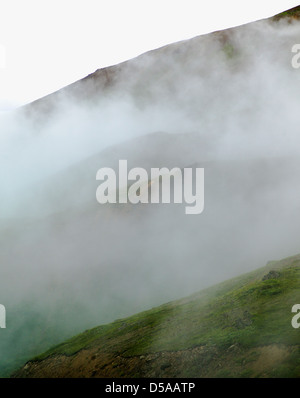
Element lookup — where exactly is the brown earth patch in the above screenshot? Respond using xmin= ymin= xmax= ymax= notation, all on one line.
xmin=13 ymin=343 xmax=297 ymax=378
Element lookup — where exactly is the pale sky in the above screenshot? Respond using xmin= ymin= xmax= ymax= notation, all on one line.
xmin=0 ymin=0 xmax=299 ymax=109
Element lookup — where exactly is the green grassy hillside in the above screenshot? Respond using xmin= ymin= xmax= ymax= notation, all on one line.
xmin=14 ymin=254 xmax=300 ymax=378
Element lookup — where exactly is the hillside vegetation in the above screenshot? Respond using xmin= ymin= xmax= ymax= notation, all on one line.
xmin=273 ymin=5 xmax=300 ymax=21
xmin=14 ymin=254 xmax=300 ymax=378
xmin=3 ymin=5 xmax=300 ymax=379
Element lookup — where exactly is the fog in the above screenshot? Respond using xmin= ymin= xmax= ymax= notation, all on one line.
xmin=0 ymin=17 xmax=300 ymax=375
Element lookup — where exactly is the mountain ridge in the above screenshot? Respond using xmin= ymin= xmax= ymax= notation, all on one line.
xmin=21 ymin=5 xmax=300 ymax=123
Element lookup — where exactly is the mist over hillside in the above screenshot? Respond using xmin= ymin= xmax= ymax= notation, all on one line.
xmin=1 ymin=7 xmax=300 ymax=376
xmin=14 ymin=253 xmax=300 ymax=378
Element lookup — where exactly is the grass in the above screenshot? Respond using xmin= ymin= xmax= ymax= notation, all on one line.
xmin=29 ymin=254 xmax=299 ymax=378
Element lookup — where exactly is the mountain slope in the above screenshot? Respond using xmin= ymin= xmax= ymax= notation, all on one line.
xmin=272 ymin=5 xmax=300 ymax=20
xmin=21 ymin=5 xmax=300 ymax=124
xmin=1 ymin=5 xmax=300 ymax=378
xmin=13 ymin=254 xmax=300 ymax=378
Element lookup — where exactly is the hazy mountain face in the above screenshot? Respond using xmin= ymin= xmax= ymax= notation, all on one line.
xmin=0 ymin=15 xmax=300 ymax=374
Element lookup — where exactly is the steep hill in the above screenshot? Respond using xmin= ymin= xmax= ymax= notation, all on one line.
xmin=21 ymin=5 xmax=300 ymax=125
xmin=1 ymin=5 xmax=300 ymax=378
xmin=13 ymin=253 xmax=300 ymax=378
